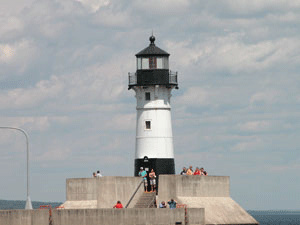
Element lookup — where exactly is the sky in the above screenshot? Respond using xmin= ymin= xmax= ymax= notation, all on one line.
xmin=0 ymin=0 xmax=299 ymax=210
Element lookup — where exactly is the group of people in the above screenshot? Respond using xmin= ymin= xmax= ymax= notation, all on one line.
xmin=180 ymin=166 xmax=207 ymax=176
xmin=159 ymin=199 xmax=177 ymax=209
xmin=92 ymin=170 xmax=103 ymax=177
xmin=112 ymin=199 xmax=178 ymax=209
xmin=139 ymin=168 xmax=156 ymax=192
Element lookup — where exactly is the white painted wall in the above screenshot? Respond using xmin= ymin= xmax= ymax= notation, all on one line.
xmin=133 ymin=85 xmax=175 ymax=159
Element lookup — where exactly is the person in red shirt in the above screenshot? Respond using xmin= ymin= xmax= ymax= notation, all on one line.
xmin=113 ymin=201 xmax=123 ymax=208
xmin=193 ymin=167 xmax=201 ymax=175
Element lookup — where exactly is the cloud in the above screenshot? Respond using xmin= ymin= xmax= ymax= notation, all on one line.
xmin=0 ymin=39 xmax=40 ymax=80
xmin=76 ymin=0 xmax=110 ymax=13
xmin=0 ymin=116 xmax=50 ymax=132
xmin=176 ymin=87 xmax=209 ymax=105
xmin=103 ymin=113 xmax=135 ymax=131
xmin=0 ymin=16 xmax=24 ymax=37
xmin=266 ymin=160 xmax=300 ymax=173
xmin=133 ymin=0 xmax=190 ymax=15
xmin=0 ymin=45 xmax=14 ymax=60
xmin=249 ymin=89 xmax=281 ymax=105
xmin=230 ymin=137 xmax=264 ymax=152
xmin=238 ymin=121 xmax=271 ymax=132
xmin=206 ymin=0 xmax=300 ymax=18
xmin=169 ymin=35 xmax=300 ymax=78
xmin=0 ymin=76 xmax=64 ymax=108
xmin=34 ymin=146 xmax=72 ymax=161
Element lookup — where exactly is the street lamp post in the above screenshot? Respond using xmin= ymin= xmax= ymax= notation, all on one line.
xmin=0 ymin=127 xmax=33 ymax=209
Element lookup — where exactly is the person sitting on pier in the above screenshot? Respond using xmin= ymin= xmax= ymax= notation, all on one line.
xmin=149 ymin=169 xmax=156 ymax=192
xmin=138 ymin=168 xmax=148 ymax=192
xmin=200 ymin=167 xmax=207 ymax=176
xmin=96 ymin=170 xmax=103 ymax=177
xmin=167 ymin=199 xmax=177 ymax=209
xmin=193 ymin=167 xmax=201 ymax=175
xmin=113 ymin=200 xmax=123 ymax=208
xmin=180 ymin=167 xmax=187 ymax=175
xmin=186 ymin=166 xmax=193 ymax=175
xmin=159 ymin=201 xmax=166 ymax=208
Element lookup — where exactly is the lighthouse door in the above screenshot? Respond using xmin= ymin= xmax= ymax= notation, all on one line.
xmin=143 ymin=156 xmax=150 ymax=173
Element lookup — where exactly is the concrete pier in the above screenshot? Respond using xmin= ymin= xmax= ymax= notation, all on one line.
xmin=0 ymin=208 xmax=205 ymax=225
xmin=62 ymin=175 xmax=258 ymax=224
xmin=63 ymin=176 xmax=145 ymax=209
xmin=0 ymin=175 xmax=259 ymax=225
xmin=158 ymin=175 xmax=258 ymax=225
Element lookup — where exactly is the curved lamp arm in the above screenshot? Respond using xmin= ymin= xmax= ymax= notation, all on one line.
xmin=0 ymin=127 xmax=33 ymax=209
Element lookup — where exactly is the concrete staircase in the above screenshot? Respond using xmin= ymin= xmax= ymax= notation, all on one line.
xmin=134 ymin=192 xmax=157 ymax=208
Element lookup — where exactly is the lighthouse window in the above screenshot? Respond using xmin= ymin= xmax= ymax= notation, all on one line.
xmin=137 ymin=58 xmax=142 ymax=69
xmin=145 ymin=121 xmax=151 ymax=130
xmin=163 ymin=57 xmax=169 ymax=69
xmin=142 ymin=58 xmax=149 ymax=69
xmin=149 ymin=57 xmax=157 ymax=69
xmin=157 ymin=57 xmax=163 ymax=69
xmin=145 ymin=92 xmax=150 ymax=100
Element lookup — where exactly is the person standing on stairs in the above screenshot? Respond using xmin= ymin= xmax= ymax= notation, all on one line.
xmin=149 ymin=169 xmax=156 ymax=192
xmin=138 ymin=168 xmax=148 ymax=192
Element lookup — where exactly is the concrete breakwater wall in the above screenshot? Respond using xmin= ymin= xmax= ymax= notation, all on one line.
xmin=158 ymin=175 xmax=258 ymax=225
xmin=64 ymin=176 xmax=144 ymax=208
xmin=63 ymin=175 xmax=258 ymax=224
xmin=0 ymin=208 xmax=205 ymax=225
xmin=0 ymin=209 xmax=49 ymax=225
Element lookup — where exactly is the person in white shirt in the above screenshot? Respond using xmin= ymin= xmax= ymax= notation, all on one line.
xmin=96 ymin=170 xmax=103 ymax=177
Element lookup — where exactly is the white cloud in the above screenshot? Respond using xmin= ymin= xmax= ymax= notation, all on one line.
xmin=0 ymin=39 xmax=39 ymax=78
xmin=34 ymin=146 xmax=72 ymax=161
xmin=176 ymin=87 xmax=209 ymax=105
xmin=103 ymin=113 xmax=135 ymax=131
xmin=230 ymin=137 xmax=264 ymax=152
xmin=76 ymin=0 xmax=110 ymax=13
xmin=266 ymin=161 xmax=300 ymax=173
xmin=0 ymin=116 xmax=50 ymax=132
xmin=249 ymin=90 xmax=281 ymax=105
xmin=39 ymin=22 xmax=68 ymax=39
xmin=63 ymin=65 xmax=125 ymax=102
xmin=92 ymin=9 xmax=132 ymax=27
xmin=219 ymin=0 xmax=300 ymax=15
xmin=133 ymin=0 xmax=190 ymax=15
xmin=239 ymin=121 xmax=271 ymax=132
xmin=0 ymin=45 xmax=14 ymax=60
xmin=167 ymin=35 xmax=300 ymax=78
xmin=0 ymin=16 xmax=24 ymax=37
xmin=0 ymin=76 xmax=64 ymax=108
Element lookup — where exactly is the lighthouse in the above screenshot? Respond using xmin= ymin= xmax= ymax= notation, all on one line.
xmin=128 ymin=35 xmax=178 ymax=176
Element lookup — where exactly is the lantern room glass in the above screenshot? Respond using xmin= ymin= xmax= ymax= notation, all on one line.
xmin=137 ymin=56 xmax=169 ymax=70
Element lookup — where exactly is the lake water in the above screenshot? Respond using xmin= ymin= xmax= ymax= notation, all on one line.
xmin=249 ymin=210 xmax=300 ymax=225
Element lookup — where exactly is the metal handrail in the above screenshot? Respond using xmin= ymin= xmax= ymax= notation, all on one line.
xmin=125 ymin=179 xmax=144 ymax=208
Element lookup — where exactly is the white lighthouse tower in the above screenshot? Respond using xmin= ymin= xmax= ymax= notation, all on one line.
xmin=128 ymin=35 xmax=178 ymax=176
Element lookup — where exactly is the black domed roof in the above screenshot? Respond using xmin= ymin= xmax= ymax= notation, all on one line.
xmin=136 ymin=35 xmax=170 ymax=57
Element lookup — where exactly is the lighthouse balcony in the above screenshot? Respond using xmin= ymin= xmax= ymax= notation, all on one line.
xmin=128 ymin=70 xmax=178 ymax=89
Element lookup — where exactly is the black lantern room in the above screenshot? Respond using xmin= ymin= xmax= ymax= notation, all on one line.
xmin=128 ymin=36 xmax=178 ymax=89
